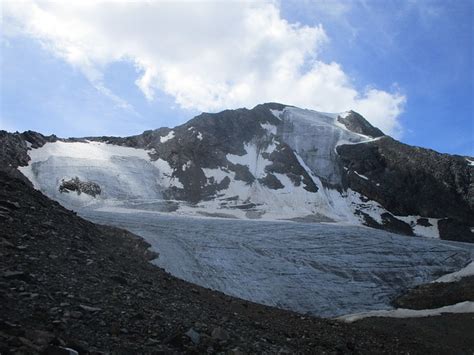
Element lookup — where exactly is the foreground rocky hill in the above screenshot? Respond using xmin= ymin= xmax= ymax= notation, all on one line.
xmin=1 ymin=166 xmax=474 ymax=354
xmin=2 ymin=103 xmax=473 ymax=241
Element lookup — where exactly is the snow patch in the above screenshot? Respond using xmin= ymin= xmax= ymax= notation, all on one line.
xmin=413 ymin=222 xmax=439 ymax=238
xmin=466 ymin=158 xmax=474 ymax=166
xmin=261 ymin=123 xmax=277 ymax=135
xmin=197 ymin=132 xmax=203 ymax=140
xmin=202 ymin=167 xmax=230 ymax=184
xmin=353 ymin=171 xmax=369 ymax=180
xmin=23 ymin=141 xmax=150 ymax=163
xmin=395 ymin=215 xmax=440 ymax=239
xmin=160 ymin=131 xmax=175 ymax=143
xmin=435 ymin=261 xmax=474 ymax=283
xmin=226 ymin=143 xmax=273 ymax=179
xmin=151 ymin=158 xmax=182 ymax=188
xmin=346 ymin=189 xmax=385 ymax=224
xmin=270 ymin=109 xmax=283 ymax=120
xmin=337 ymin=301 xmax=474 ymax=322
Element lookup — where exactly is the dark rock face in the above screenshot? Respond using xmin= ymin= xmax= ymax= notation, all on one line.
xmin=129 ymin=107 xmax=469 ymax=240
xmin=393 ymin=276 xmax=474 ymax=310
xmin=338 ymin=136 xmax=473 ymax=242
xmin=438 ymin=219 xmax=474 ymax=243
xmin=88 ymin=103 xmax=317 ymax=203
xmin=0 ymin=130 xmax=57 ymax=186
xmin=0 ymin=131 xmax=30 ymax=168
xmin=337 ymin=111 xmax=384 ymax=138
xmin=264 ymin=143 xmax=318 ymax=192
xmin=356 ymin=210 xmax=414 ymax=236
xmin=258 ymin=173 xmax=285 ymax=190
xmin=59 ymin=177 xmax=101 ymax=197
xmin=0 ymin=130 xmax=58 ymax=169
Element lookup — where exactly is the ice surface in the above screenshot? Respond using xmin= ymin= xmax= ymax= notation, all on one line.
xmin=277 ymin=107 xmax=373 ymax=185
xmin=337 ymin=301 xmax=474 ymax=322
xmin=18 ymin=141 xmax=174 ymax=209
xmin=78 ymin=209 xmax=473 ymax=318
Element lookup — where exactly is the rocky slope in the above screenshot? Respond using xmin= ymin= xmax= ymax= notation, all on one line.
xmin=392 ymin=276 xmax=474 ymax=310
xmin=2 ymin=103 xmax=473 ymax=242
xmin=2 ymin=167 xmax=474 ymax=354
xmin=337 ymin=136 xmax=473 ymax=242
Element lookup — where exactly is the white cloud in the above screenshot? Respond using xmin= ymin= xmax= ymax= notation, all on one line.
xmin=2 ymin=0 xmax=405 ymax=136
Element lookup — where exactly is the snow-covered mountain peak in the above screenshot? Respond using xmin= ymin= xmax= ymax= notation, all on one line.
xmin=4 ymin=102 xmax=472 ymax=242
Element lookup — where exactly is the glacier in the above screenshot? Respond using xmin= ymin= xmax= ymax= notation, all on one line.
xmin=79 ymin=209 xmax=474 ymax=318
xmin=274 ymin=107 xmax=375 ymax=185
xmin=17 ymin=109 xmax=446 ymax=238
xmin=18 ymin=141 xmax=180 ymax=209
xmin=14 ymin=106 xmax=474 ymax=318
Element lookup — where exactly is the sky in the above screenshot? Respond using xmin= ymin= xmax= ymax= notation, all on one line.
xmin=0 ymin=0 xmax=472 ymax=155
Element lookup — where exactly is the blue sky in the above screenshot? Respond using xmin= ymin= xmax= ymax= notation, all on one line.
xmin=1 ymin=0 xmax=472 ymax=155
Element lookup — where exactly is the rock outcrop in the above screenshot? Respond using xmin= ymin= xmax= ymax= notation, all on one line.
xmin=59 ymin=177 xmax=101 ymax=197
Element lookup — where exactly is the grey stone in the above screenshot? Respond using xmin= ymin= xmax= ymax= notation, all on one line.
xmin=185 ymin=328 xmax=200 ymax=344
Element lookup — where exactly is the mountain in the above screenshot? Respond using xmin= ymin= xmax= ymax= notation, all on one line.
xmin=1 ymin=103 xmax=473 ymax=242
xmin=3 ymin=150 xmax=474 ymax=355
